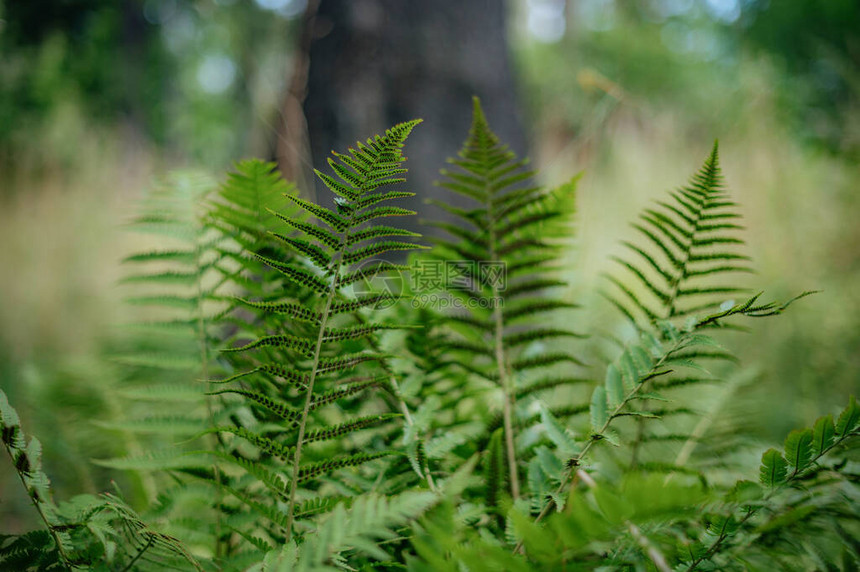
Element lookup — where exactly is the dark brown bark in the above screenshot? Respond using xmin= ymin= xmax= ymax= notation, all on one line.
xmin=291 ymin=0 xmax=528 ymax=229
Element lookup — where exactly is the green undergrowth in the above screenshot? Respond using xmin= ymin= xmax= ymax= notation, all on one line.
xmin=1 ymin=98 xmax=856 ymax=571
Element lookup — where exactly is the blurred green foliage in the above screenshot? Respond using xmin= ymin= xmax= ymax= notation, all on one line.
xmin=743 ymin=0 xmax=860 ymax=151
xmin=0 ymin=0 xmax=299 ymax=172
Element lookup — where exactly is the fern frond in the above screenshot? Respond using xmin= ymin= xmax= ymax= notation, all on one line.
xmin=3 ymin=390 xmax=202 ymax=570
xmin=338 ymin=261 xmax=410 ymax=287
xmin=426 ymin=98 xmax=583 ymax=500
xmin=347 ymin=225 xmax=421 ymax=246
xmin=251 ymin=252 xmax=329 ymax=293
xmin=283 ymin=193 xmax=348 ymax=232
xmin=314 ymin=353 xmax=389 ymax=374
xmin=271 ymin=212 xmax=342 ymax=249
xmin=681 ymin=397 xmax=860 ymax=570
xmin=208 ymin=451 xmax=289 ymax=499
xmin=222 ymin=121 xmax=425 ymax=544
xmin=322 ymin=323 xmax=408 ymax=343
xmin=309 ymin=378 xmax=386 ymax=409
xmin=607 ymin=143 xmax=751 ymax=327
xmin=271 ymin=234 xmax=333 ymax=269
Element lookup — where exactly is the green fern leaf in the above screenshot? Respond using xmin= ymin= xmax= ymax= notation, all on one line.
xmin=212 ymin=426 xmax=295 ymax=460
xmin=272 ymin=233 xmax=332 ymax=269
xmin=251 ymin=252 xmax=329 ymax=293
xmin=207 ymin=389 xmax=300 ymax=425
xmin=590 ymin=385 xmax=610 ymax=433
xmin=784 ymin=428 xmax=814 ymax=473
xmin=338 ymin=262 xmax=410 ymax=287
xmin=217 ymin=120 xmax=427 ymax=543
xmin=759 ymin=448 xmax=788 ymax=487
xmin=811 ymin=415 xmax=836 ymax=457
xmin=835 ymin=395 xmax=860 ymax=437
xmin=484 ymin=429 xmax=508 ymax=512
xmin=346 ymin=225 xmax=421 ymax=246
xmin=605 ymin=364 xmax=625 ymax=409
xmin=298 ymin=452 xmax=394 ymax=483
xmin=237 ymin=298 xmax=322 ymax=324
xmin=283 ymin=193 xmax=348 ymax=232
xmin=608 ymin=142 xmax=753 ymax=326
xmin=270 ymin=213 xmax=341 ymax=250
xmin=302 ymin=414 xmax=400 ymax=444
xmin=309 ymin=378 xmax=386 ymax=410
xmin=222 ymin=334 xmax=315 ymax=357
xmin=295 ymin=492 xmax=437 ymax=567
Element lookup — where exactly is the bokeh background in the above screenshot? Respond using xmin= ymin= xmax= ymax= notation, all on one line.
xmin=1 ymin=0 xmax=858 ymax=529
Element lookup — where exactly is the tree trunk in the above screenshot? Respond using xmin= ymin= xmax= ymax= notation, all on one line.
xmin=282 ymin=0 xmax=527 ymax=230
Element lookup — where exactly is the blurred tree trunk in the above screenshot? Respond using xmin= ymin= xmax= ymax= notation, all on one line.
xmin=276 ymin=0 xmax=527 ymax=229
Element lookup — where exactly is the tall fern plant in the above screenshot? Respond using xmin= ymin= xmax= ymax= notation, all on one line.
xmin=103 ymin=172 xmax=223 ymax=506
xmin=602 ymin=144 xmax=813 ymax=471
xmin=218 ymin=120 xmax=426 ymax=542
xmin=426 ymin=98 xmax=583 ymax=500
xmin=100 ymin=162 xmax=304 ymax=559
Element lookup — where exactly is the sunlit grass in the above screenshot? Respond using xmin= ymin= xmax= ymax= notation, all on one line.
xmin=531 ymin=66 xmax=860 ymax=439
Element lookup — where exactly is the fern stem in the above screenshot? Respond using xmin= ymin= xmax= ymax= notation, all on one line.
xmin=120 ymin=535 xmax=154 ymax=572
xmin=494 ymin=295 xmax=519 ymax=499
xmin=2 ymin=442 xmax=73 ymax=571
xmin=486 ymin=163 xmax=519 ymax=500
xmin=284 ymin=284 xmax=336 ymax=542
